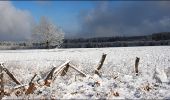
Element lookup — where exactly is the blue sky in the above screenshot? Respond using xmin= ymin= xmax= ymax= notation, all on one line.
xmin=12 ymin=1 xmax=95 ymax=34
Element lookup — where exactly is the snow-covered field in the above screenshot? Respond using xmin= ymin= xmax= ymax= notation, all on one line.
xmin=0 ymin=46 xmax=170 ymax=99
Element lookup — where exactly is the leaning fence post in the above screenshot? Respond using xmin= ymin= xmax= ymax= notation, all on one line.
xmin=95 ymin=53 xmax=107 ymax=76
xmin=97 ymin=53 xmax=107 ymax=70
xmin=44 ymin=61 xmax=70 ymax=86
xmin=60 ymin=63 xmax=70 ymax=76
xmin=135 ymin=57 xmax=140 ymax=76
xmin=69 ymin=64 xmax=87 ymax=77
xmin=3 ymin=68 xmax=21 ymax=85
xmin=0 ymin=63 xmax=4 ymax=99
xmin=25 ymin=74 xmax=37 ymax=95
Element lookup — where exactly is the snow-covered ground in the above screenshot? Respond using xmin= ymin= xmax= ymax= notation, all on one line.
xmin=0 ymin=46 xmax=170 ymax=99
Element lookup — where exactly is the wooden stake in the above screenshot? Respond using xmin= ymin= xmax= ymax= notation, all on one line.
xmin=69 ymin=64 xmax=87 ymax=77
xmin=95 ymin=53 xmax=107 ymax=76
xmin=0 ymin=64 xmax=4 ymax=99
xmin=53 ymin=61 xmax=70 ymax=75
xmin=94 ymin=70 xmax=101 ymax=77
xmin=3 ymin=68 xmax=21 ymax=85
xmin=29 ymin=74 xmax=37 ymax=85
xmin=45 ymin=67 xmax=56 ymax=81
xmin=135 ymin=57 xmax=140 ymax=75
xmin=52 ymin=61 xmax=70 ymax=81
xmin=25 ymin=83 xmax=37 ymax=95
xmin=25 ymin=74 xmax=37 ymax=95
xmin=96 ymin=53 xmax=107 ymax=70
xmin=60 ymin=64 xmax=70 ymax=76
xmin=44 ymin=61 xmax=70 ymax=86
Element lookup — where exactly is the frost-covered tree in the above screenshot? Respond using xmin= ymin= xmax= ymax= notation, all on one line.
xmin=32 ymin=16 xmax=64 ymax=49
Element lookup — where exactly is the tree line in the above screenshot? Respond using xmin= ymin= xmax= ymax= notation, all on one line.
xmin=0 ymin=32 xmax=170 ymax=49
xmin=61 ymin=32 xmax=170 ymax=48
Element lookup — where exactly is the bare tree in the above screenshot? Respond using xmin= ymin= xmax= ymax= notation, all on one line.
xmin=32 ymin=16 xmax=64 ymax=49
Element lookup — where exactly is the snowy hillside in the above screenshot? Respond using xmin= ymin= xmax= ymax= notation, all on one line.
xmin=0 ymin=46 xmax=170 ymax=99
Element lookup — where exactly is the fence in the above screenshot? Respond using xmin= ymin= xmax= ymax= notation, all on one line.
xmin=0 ymin=53 xmax=141 ymax=98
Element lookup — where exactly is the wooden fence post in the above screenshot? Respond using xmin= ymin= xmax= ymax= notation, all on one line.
xmin=25 ymin=74 xmax=37 ymax=95
xmin=44 ymin=61 xmax=70 ymax=86
xmin=3 ymin=68 xmax=21 ymax=85
xmin=0 ymin=64 xmax=4 ymax=99
xmin=135 ymin=57 xmax=140 ymax=76
xmin=97 ymin=53 xmax=107 ymax=70
xmin=61 ymin=63 xmax=70 ymax=76
xmin=69 ymin=64 xmax=87 ymax=77
xmin=95 ymin=53 xmax=107 ymax=76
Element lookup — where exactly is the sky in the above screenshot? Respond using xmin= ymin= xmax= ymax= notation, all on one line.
xmin=0 ymin=1 xmax=170 ymax=41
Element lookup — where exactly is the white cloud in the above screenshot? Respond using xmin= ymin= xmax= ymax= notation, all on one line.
xmin=0 ymin=1 xmax=34 ymax=41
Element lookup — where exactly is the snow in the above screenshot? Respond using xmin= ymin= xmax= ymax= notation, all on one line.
xmin=153 ymin=68 xmax=168 ymax=83
xmin=0 ymin=46 xmax=170 ymax=99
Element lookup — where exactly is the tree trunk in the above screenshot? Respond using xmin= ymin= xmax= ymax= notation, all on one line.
xmin=46 ymin=40 xmax=49 ymax=49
